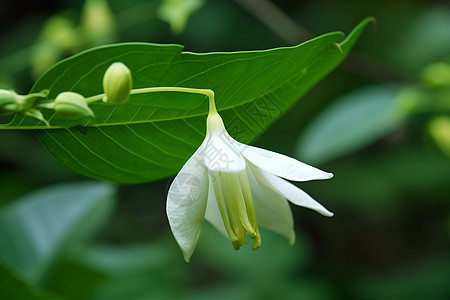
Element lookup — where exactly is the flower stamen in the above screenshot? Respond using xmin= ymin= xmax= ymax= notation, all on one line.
xmin=212 ymin=170 xmax=261 ymax=250
xmin=212 ymin=173 xmax=239 ymax=242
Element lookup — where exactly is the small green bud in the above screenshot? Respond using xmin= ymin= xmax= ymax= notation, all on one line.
xmin=428 ymin=116 xmax=450 ymax=157
xmin=0 ymin=90 xmax=21 ymax=115
xmin=421 ymin=62 xmax=450 ymax=89
xmin=103 ymin=62 xmax=132 ymax=104
xmin=54 ymin=92 xmax=94 ymax=120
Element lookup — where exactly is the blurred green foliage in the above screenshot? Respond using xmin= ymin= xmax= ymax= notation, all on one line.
xmin=0 ymin=0 xmax=449 ymax=299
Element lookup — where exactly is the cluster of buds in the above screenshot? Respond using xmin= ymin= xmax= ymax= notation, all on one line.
xmin=0 ymin=62 xmax=132 ymax=125
xmin=0 ymin=89 xmax=50 ymax=125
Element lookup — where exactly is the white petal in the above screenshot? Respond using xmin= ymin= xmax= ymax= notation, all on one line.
xmin=228 ymin=136 xmax=333 ymax=181
xmin=249 ymin=163 xmax=333 ymax=217
xmin=204 ymin=174 xmax=228 ymax=238
xmin=247 ymin=166 xmax=295 ymax=244
xmin=203 ymin=134 xmax=246 ymax=172
xmin=167 ymin=140 xmax=209 ymax=262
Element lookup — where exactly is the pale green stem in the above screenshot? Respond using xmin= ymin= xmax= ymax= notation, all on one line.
xmin=36 ymin=102 xmax=55 ymax=109
xmin=27 ymin=91 xmax=49 ymax=99
xmin=85 ymin=87 xmax=215 ymax=104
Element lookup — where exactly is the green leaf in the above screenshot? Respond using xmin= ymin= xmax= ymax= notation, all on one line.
xmin=76 ymin=243 xmax=176 ymax=276
xmin=389 ymin=7 xmax=450 ymax=73
xmin=40 ymin=258 xmax=108 ymax=300
xmin=296 ymin=85 xmax=404 ymax=164
xmin=4 ymin=18 xmax=373 ymax=183
xmin=0 ymin=264 xmax=63 ymax=300
xmin=311 ymin=144 xmax=450 ymax=210
xmin=67 ymin=243 xmax=179 ymax=300
xmin=352 ymin=256 xmax=450 ymax=300
xmin=0 ymin=182 xmax=115 ymax=283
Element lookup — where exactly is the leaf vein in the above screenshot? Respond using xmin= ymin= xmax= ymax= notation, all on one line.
xmin=151 ymin=123 xmax=198 ymax=148
xmin=96 ymin=127 xmax=168 ymax=168
xmin=66 ymin=129 xmax=144 ymax=176
xmin=124 ymin=124 xmax=186 ymax=160
xmin=42 ymin=130 xmax=105 ymax=177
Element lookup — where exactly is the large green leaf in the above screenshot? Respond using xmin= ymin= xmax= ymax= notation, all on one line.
xmin=0 ymin=182 xmax=115 ymax=283
xmin=3 ymin=18 xmax=372 ymax=183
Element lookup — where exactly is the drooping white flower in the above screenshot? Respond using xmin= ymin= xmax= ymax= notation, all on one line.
xmin=167 ymin=96 xmax=333 ymax=262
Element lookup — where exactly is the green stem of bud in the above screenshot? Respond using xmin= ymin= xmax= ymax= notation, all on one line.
xmin=85 ymin=86 xmax=215 ymax=106
xmin=21 ymin=90 xmax=50 ymax=110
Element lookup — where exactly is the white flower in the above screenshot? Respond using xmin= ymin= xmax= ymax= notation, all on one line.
xmin=167 ymin=98 xmax=333 ymax=262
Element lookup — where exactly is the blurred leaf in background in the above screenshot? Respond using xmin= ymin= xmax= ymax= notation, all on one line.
xmin=0 ymin=181 xmax=115 ymax=298
xmin=31 ymin=15 xmax=80 ymax=78
xmin=31 ymin=0 xmax=118 ymax=77
xmin=428 ymin=116 xmax=450 ymax=158
xmin=158 ymin=0 xmax=204 ymax=34
xmin=80 ymin=0 xmax=117 ymax=44
xmin=296 ymin=85 xmax=405 ymax=164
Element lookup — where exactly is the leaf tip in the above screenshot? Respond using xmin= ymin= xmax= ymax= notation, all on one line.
xmin=368 ymin=16 xmax=377 ymax=32
xmin=339 ymin=16 xmax=376 ymax=53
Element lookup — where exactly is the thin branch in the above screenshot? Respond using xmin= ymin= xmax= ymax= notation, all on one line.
xmin=234 ymin=0 xmax=313 ymax=44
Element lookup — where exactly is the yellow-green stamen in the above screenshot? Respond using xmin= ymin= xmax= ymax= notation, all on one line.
xmin=212 ymin=170 xmax=261 ymax=250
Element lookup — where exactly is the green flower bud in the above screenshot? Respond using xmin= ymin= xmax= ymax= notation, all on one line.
xmin=103 ymin=62 xmax=132 ymax=104
xmin=422 ymin=62 xmax=450 ymax=88
xmin=54 ymin=92 xmax=94 ymax=120
xmin=0 ymin=89 xmax=24 ymax=116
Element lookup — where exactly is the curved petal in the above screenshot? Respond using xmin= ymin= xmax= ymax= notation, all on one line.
xmin=228 ymin=136 xmax=333 ymax=181
xmin=247 ymin=166 xmax=295 ymax=244
xmin=167 ymin=140 xmax=209 ymax=262
xmin=204 ymin=173 xmax=228 ymax=238
xmin=249 ymin=163 xmax=333 ymax=217
xmin=203 ymin=134 xmax=246 ymax=172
